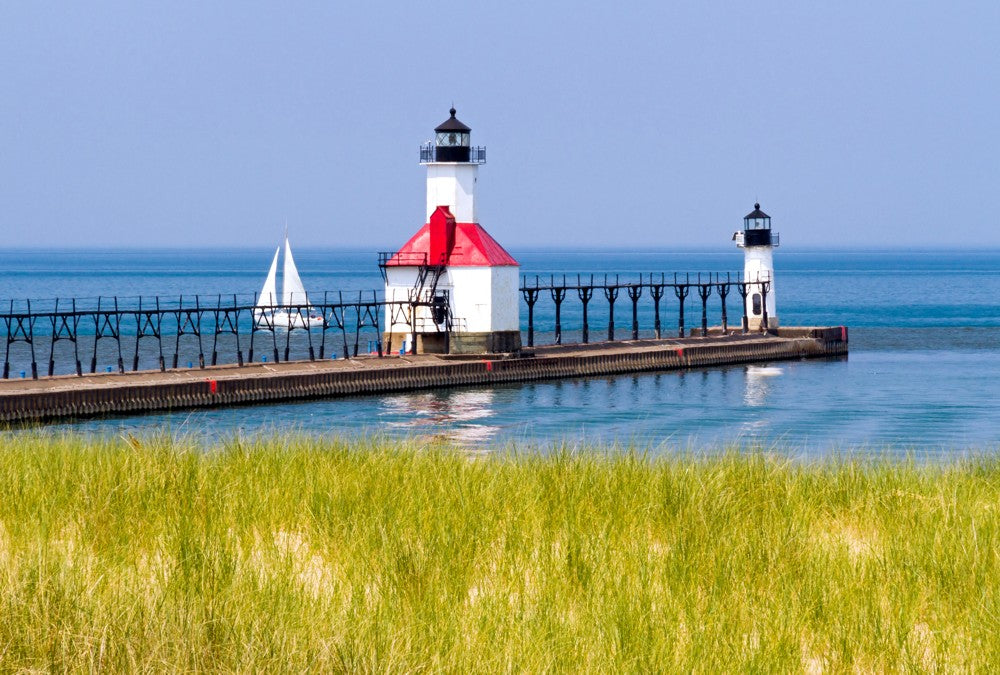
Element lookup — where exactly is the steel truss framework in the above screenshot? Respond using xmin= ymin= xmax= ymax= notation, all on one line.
xmin=0 ymin=292 xmax=440 ymax=380
xmin=1 ymin=271 xmax=769 ymax=380
xmin=519 ymin=272 xmax=771 ymax=347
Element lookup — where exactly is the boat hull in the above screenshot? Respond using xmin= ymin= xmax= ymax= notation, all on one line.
xmin=254 ymin=309 xmax=325 ymax=330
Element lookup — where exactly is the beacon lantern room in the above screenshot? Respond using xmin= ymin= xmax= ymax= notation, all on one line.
xmin=734 ymin=203 xmax=780 ymax=249
xmin=419 ymin=108 xmax=487 ymax=164
xmin=433 ymin=108 xmax=470 ymax=162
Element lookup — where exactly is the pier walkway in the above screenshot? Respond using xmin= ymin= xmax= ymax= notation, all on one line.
xmin=0 ymin=327 xmax=846 ymax=423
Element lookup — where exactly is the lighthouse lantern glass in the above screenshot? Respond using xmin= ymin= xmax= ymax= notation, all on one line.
xmin=436 ymin=131 xmax=470 ymax=147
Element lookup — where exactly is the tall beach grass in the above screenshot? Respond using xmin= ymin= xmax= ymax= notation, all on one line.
xmin=0 ymin=434 xmax=998 ymax=671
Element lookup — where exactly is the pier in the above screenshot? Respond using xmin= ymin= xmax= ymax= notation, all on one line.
xmin=0 ymin=110 xmax=846 ymax=424
xmin=0 ymin=327 xmax=846 ymax=424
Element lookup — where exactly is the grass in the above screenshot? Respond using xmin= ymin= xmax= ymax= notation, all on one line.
xmin=0 ymin=434 xmax=998 ymax=671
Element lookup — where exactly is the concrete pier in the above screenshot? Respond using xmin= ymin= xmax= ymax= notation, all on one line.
xmin=0 ymin=327 xmax=846 ymax=424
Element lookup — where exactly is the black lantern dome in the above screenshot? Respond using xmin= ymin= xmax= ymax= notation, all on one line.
xmin=741 ymin=203 xmax=778 ymax=247
xmin=434 ymin=108 xmax=472 ymax=162
xmin=419 ymin=107 xmax=486 ymax=164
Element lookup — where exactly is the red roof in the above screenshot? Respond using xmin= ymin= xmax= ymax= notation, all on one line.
xmin=388 ymin=211 xmax=519 ymax=267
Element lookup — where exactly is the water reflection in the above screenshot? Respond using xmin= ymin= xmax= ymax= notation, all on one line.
xmin=737 ymin=365 xmax=784 ymax=440
xmin=743 ymin=365 xmax=783 ymax=407
xmin=37 ymin=350 xmax=1000 ymax=456
xmin=379 ymin=389 xmax=500 ymax=445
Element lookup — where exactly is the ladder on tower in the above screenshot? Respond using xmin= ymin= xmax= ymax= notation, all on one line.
xmin=377 ymin=251 xmax=452 ymax=354
xmin=377 ymin=251 xmax=446 ymax=304
xmin=411 ymin=258 xmax=447 ymax=304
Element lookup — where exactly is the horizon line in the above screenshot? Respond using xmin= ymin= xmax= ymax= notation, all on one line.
xmin=2 ymin=244 xmax=1000 ymax=253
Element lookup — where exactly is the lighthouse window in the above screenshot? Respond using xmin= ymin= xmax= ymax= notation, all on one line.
xmin=752 ymin=293 xmax=762 ymax=315
xmin=436 ymin=131 xmax=469 ymax=147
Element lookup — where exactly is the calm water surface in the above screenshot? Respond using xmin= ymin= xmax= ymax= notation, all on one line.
xmin=2 ymin=247 xmax=998 ymax=456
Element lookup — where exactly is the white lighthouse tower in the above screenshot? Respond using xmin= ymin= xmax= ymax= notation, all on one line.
xmin=424 ymin=108 xmax=479 ymax=222
xmin=733 ymin=203 xmax=779 ymax=330
xmin=381 ymin=108 xmax=521 ymax=354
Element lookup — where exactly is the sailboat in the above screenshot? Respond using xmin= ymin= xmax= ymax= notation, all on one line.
xmin=254 ymin=237 xmax=324 ymax=329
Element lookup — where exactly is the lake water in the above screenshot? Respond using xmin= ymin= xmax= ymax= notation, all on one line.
xmin=2 ymin=247 xmax=998 ymax=456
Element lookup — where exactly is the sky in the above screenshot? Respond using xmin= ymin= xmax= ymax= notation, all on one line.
xmin=0 ymin=1 xmax=997 ymax=250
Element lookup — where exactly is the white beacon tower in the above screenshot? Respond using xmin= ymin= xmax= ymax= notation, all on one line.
xmin=733 ymin=203 xmax=779 ymax=330
xmin=423 ymin=107 xmax=480 ymax=222
xmin=381 ymin=108 xmax=520 ymax=354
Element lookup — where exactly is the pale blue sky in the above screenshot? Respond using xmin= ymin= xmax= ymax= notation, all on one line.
xmin=1 ymin=2 xmax=997 ymax=249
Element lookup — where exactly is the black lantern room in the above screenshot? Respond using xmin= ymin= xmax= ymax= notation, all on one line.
xmin=742 ymin=203 xmax=778 ymax=247
xmin=433 ymin=108 xmax=472 ymax=162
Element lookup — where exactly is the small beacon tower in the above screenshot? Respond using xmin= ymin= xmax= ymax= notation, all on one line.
xmin=381 ymin=108 xmax=521 ymax=354
xmin=424 ymin=107 xmax=479 ymax=222
xmin=733 ymin=203 xmax=779 ymax=330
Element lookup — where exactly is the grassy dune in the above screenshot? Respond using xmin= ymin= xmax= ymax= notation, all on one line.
xmin=0 ymin=435 xmax=998 ymax=671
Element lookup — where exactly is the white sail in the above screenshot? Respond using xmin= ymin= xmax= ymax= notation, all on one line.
xmin=257 ymin=246 xmax=280 ymax=308
xmin=254 ymin=234 xmax=323 ymax=330
xmin=281 ymin=237 xmax=308 ymax=307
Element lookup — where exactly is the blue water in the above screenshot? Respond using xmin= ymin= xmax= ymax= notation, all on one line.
xmin=2 ymin=247 xmax=999 ymax=455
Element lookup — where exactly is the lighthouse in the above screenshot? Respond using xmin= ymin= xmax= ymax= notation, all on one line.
xmin=733 ymin=203 xmax=779 ymax=330
xmin=381 ymin=108 xmax=521 ymax=354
